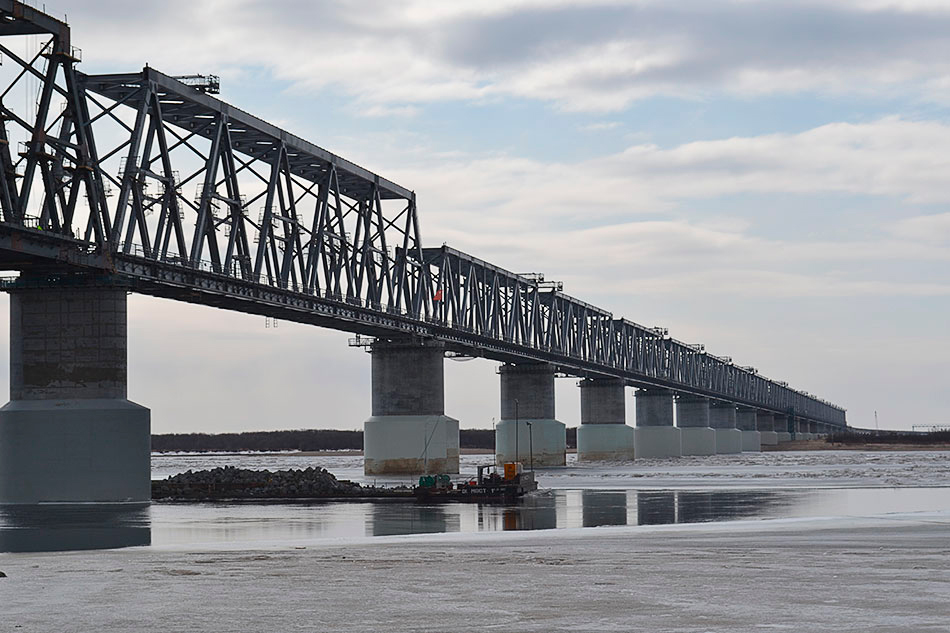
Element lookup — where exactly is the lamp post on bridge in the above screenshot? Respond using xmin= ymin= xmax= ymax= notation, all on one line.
xmin=515 ymin=398 xmax=520 ymax=464
xmin=527 ymin=421 xmax=534 ymax=472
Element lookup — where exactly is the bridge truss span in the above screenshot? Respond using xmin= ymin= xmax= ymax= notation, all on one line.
xmin=0 ymin=2 xmax=846 ymax=427
xmin=421 ymin=246 xmax=846 ymax=425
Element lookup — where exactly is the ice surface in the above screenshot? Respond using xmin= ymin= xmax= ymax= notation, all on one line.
xmin=152 ymin=449 xmax=950 ymax=489
xmin=1 ymin=513 xmax=948 ymax=632
xmin=2 ymin=451 xmax=947 ymax=631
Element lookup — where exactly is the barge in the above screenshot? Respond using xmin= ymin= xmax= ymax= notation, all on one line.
xmin=414 ymin=462 xmax=538 ymax=502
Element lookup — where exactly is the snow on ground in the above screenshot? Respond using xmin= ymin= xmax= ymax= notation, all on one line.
xmin=1 ymin=513 xmax=948 ymax=632
xmin=151 ymin=450 xmax=950 ymax=489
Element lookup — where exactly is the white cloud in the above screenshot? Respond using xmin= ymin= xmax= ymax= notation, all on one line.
xmin=361 ymin=117 xmax=950 ymax=240
xmin=321 ymin=116 xmax=950 ymax=302
xmin=65 ymin=0 xmax=950 ymax=112
xmin=889 ymin=212 xmax=950 ymax=243
xmin=580 ymin=121 xmax=622 ymax=132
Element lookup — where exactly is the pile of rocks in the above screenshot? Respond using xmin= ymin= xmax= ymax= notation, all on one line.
xmin=152 ymin=466 xmax=379 ymax=500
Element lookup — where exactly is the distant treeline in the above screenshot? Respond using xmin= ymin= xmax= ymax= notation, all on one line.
xmin=152 ymin=430 xmax=363 ymax=453
xmin=153 ymin=426 xmax=579 ymax=452
xmin=828 ymin=430 xmax=950 ymax=445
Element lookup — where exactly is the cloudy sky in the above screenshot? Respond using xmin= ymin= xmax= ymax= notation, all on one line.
xmin=5 ymin=0 xmax=949 ymax=432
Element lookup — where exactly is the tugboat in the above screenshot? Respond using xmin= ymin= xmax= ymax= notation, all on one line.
xmin=414 ymin=462 xmax=538 ymax=502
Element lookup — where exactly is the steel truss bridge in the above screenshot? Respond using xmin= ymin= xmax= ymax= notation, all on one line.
xmin=0 ymin=2 xmax=845 ymax=426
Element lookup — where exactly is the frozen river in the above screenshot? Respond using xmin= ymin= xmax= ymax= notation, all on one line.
xmin=2 ymin=450 xmax=949 ymax=551
xmin=2 ymin=450 xmax=949 ymax=631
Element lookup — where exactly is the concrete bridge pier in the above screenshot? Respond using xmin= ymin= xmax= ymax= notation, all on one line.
xmin=737 ymin=408 xmax=761 ymax=452
xmin=774 ymin=415 xmax=792 ymax=443
xmin=796 ymin=419 xmax=813 ymax=440
xmin=634 ymin=388 xmax=681 ymax=458
xmin=710 ymin=402 xmax=742 ymax=454
xmin=0 ymin=283 xmax=151 ymax=504
xmin=757 ymin=412 xmax=779 ymax=446
xmin=495 ymin=363 xmax=566 ymax=467
xmin=363 ymin=339 xmax=459 ymax=475
xmin=676 ymin=395 xmax=716 ymax=456
xmin=576 ymin=378 xmax=634 ymax=461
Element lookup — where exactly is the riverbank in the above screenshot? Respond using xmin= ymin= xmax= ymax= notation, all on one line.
xmin=763 ymin=439 xmax=950 ymax=451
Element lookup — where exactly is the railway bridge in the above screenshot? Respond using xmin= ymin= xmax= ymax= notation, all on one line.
xmin=0 ymin=3 xmax=846 ymax=503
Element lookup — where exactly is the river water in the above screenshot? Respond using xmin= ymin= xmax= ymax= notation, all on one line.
xmin=2 ymin=450 xmax=949 ymax=552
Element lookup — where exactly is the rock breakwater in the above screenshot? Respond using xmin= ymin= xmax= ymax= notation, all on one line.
xmin=152 ymin=466 xmax=409 ymax=500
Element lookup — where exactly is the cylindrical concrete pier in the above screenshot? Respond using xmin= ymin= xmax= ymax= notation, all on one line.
xmin=676 ymin=395 xmax=716 ymax=456
xmin=576 ymin=378 xmax=634 ymax=461
xmin=757 ymin=412 xmax=778 ymax=446
xmin=736 ymin=408 xmax=761 ymax=452
xmin=495 ymin=363 xmax=565 ymax=467
xmin=709 ymin=402 xmax=742 ymax=454
xmin=363 ymin=338 xmax=459 ymax=475
xmin=0 ymin=284 xmax=151 ymax=504
xmin=634 ymin=388 xmax=681 ymax=458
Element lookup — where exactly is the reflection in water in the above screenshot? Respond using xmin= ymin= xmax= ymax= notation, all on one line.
xmin=370 ymin=503 xmax=458 ymax=537
xmin=582 ymin=491 xmax=627 ymax=527
xmin=4 ymin=488 xmax=948 ymax=551
xmin=637 ymin=491 xmax=677 ymax=525
xmin=0 ymin=504 xmax=150 ymax=553
xmin=493 ymin=493 xmax=558 ymax=531
xmin=645 ymin=491 xmax=782 ymax=526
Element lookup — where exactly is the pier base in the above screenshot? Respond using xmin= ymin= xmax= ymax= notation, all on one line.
xmin=741 ymin=431 xmax=762 ymax=452
xmin=496 ymin=419 xmax=566 ymax=467
xmin=0 ymin=284 xmax=150 ymax=504
xmin=364 ymin=415 xmax=459 ymax=475
xmin=576 ymin=424 xmax=635 ymax=461
xmin=634 ymin=426 xmax=682 ymax=459
xmin=0 ymin=400 xmax=149 ymax=504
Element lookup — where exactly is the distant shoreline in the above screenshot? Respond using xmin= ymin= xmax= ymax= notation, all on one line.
xmin=764 ymin=439 xmax=950 ymax=451
xmin=151 ymin=443 xmax=950 ymax=457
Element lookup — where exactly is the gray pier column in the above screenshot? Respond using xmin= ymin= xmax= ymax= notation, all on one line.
xmin=676 ymin=395 xmax=716 ymax=456
xmin=757 ymin=412 xmax=779 ymax=446
xmin=709 ymin=402 xmax=742 ymax=454
xmin=774 ymin=414 xmax=792 ymax=443
xmin=576 ymin=378 xmax=634 ymax=461
xmin=634 ymin=388 xmax=681 ymax=458
xmin=495 ymin=363 xmax=565 ymax=467
xmin=737 ymin=408 xmax=761 ymax=452
xmin=795 ymin=418 xmax=812 ymax=441
xmin=363 ymin=339 xmax=459 ymax=475
xmin=0 ymin=284 xmax=150 ymax=504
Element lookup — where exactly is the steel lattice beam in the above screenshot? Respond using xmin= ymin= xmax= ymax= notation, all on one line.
xmin=0 ymin=3 xmax=847 ymax=426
